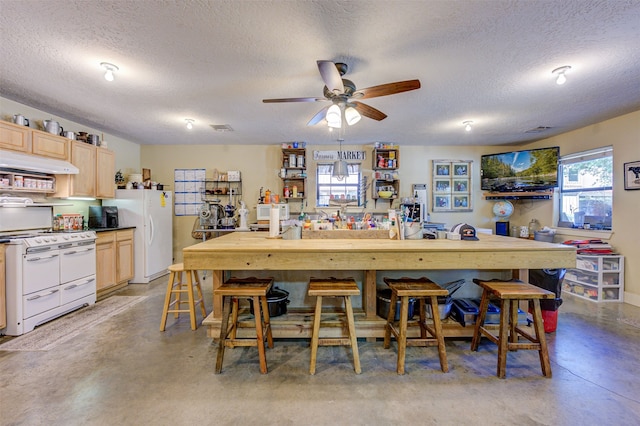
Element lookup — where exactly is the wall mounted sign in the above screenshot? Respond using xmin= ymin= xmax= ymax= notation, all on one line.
xmin=313 ymin=150 xmax=367 ymax=161
xmin=432 ymin=160 xmax=473 ymax=212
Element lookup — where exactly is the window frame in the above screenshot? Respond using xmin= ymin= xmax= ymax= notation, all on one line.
xmin=557 ymin=146 xmax=613 ymax=230
xmin=316 ymin=163 xmax=363 ymax=207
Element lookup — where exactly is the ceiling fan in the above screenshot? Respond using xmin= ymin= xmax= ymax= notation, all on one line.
xmin=262 ymin=60 xmax=421 ymax=126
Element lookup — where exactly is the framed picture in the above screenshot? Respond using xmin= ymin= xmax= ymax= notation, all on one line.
xmin=624 ymin=161 xmax=640 ymax=190
xmin=433 ymin=195 xmax=451 ymax=211
xmin=432 ymin=160 xmax=473 ymax=211
xmin=453 ymin=179 xmax=469 ymax=193
xmin=453 ymin=162 xmax=469 ymax=178
xmin=453 ymin=195 xmax=470 ymax=210
xmin=434 ymin=179 xmax=451 ymax=193
xmin=434 ymin=162 xmax=451 ymax=177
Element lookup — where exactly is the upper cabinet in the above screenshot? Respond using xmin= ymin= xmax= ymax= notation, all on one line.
xmin=372 ymin=146 xmax=400 ymax=201
xmin=0 ymin=121 xmax=68 ymax=160
xmin=53 ymin=141 xmax=115 ymax=199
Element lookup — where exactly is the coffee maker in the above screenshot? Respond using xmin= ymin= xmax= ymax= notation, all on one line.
xmin=88 ymin=206 xmax=119 ymax=228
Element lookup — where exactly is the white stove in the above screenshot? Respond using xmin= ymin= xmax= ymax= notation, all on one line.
xmin=3 ymin=229 xmax=98 ymax=336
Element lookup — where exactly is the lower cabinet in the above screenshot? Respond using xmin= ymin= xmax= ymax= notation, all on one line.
xmin=96 ymin=229 xmax=134 ymax=299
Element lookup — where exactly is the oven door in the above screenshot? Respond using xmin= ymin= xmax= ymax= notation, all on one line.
xmin=60 ymin=242 xmax=96 ymax=284
xmin=23 ymin=249 xmax=60 ymax=294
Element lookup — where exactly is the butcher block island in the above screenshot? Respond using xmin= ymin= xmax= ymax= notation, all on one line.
xmin=182 ymin=232 xmax=576 ymax=339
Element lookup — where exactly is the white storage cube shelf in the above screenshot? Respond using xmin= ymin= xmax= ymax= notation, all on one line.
xmin=563 ymin=255 xmax=624 ymax=302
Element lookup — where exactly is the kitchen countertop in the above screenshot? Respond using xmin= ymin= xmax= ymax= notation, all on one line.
xmin=89 ymin=226 xmax=136 ymax=232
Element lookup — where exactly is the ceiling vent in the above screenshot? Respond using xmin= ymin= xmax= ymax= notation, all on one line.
xmin=525 ymin=126 xmax=552 ymax=134
xmin=210 ymin=124 xmax=234 ymax=132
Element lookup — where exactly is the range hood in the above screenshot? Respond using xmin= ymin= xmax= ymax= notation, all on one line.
xmin=0 ymin=150 xmax=79 ymax=174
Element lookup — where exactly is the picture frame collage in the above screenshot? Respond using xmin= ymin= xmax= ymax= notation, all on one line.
xmin=432 ymin=160 xmax=473 ymax=212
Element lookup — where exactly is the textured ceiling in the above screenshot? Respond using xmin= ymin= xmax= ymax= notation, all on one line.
xmin=1 ymin=0 xmax=639 ymax=146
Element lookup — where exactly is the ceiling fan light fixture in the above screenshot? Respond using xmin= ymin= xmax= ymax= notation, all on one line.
xmin=100 ymin=62 xmax=119 ymax=82
xmin=185 ymin=119 xmax=194 ymax=130
xmin=345 ymin=106 xmax=361 ymax=126
xmin=552 ymin=65 xmax=571 ymax=85
xmin=326 ymin=104 xmax=342 ymax=128
xmin=463 ymin=120 xmax=473 ymax=132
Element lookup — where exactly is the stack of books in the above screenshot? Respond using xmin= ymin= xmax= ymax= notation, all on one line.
xmin=562 ymin=239 xmax=614 ymax=254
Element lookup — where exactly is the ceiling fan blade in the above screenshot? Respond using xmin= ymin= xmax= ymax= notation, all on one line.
xmin=354 ymin=79 xmax=421 ymax=99
xmin=263 ymin=97 xmax=325 ymax=103
xmin=307 ymin=106 xmax=330 ymax=126
xmin=317 ymin=60 xmax=344 ymax=94
xmin=352 ymin=101 xmax=387 ymax=121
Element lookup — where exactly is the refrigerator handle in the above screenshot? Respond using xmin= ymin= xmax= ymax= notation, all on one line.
xmin=149 ymin=214 xmax=155 ymax=245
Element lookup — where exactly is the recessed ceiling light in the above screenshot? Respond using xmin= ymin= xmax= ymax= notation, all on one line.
xmin=552 ymin=66 xmax=571 ymax=85
xmin=463 ymin=121 xmax=473 ymax=132
xmin=100 ymin=62 xmax=119 ymax=82
xmin=185 ymin=119 xmax=194 ymax=130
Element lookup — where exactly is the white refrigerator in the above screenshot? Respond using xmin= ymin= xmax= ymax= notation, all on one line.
xmin=104 ymin=190 xmax=173 ymax=283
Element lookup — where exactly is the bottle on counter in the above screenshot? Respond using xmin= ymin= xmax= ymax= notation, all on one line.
xmin=265 ymin=189 xmax=271 ymax=203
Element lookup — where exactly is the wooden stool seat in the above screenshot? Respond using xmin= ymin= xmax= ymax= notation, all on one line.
xmin=308 ymin=278 xmax=361 ymax=375
xmin=160 ymin=263 xmax=207 ymax=331
xmin=214 ymin=277 xmax=274 ymax=374
xmin=470 ymin=278 xmax=554 ymax=378
xmin=383 ymin=277 xmax=449 ymax=375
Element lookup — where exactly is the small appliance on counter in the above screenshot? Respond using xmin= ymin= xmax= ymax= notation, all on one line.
xmin=88 ymin=206 xmax=119 ymax=228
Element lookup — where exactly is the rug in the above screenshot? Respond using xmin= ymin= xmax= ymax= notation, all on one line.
xmin=0 ymin=295 xmax=147 ymax=352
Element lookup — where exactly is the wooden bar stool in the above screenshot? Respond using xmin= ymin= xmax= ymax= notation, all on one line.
xmin=382 ymin=277 xmax=449 ymax=375
xmin=214 ymin=277 xmax=274 ymax=374
xmin=308 ymin=277 xmax=361 ymax=375
xmin=160 ymin=263 xmax=207 ymax=331
xmin=470 ymin=278 xmax=554 ymax=379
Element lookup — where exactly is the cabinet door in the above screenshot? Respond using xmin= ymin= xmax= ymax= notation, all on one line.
xmin=95 ymin=148 xmax=115 ymax=199
xmin=0 ymin=121 xmax=31 ymax=152
xmin=70 ymin=141 xmax=96 ymax=197
xmin=31 ymin=131 xmax=69 ymax=160
xmin=116 ymin=230 xmax=134 ymax=283
xmin=96 ymin=233 xmax=116 ymax=291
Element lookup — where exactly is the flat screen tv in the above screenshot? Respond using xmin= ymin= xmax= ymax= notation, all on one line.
xmin=480 ymin=146 xmax=559 ymax=192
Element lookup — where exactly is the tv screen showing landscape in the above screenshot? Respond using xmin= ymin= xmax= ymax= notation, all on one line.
xmin=481 ymin=146 xmax=559 ymax=192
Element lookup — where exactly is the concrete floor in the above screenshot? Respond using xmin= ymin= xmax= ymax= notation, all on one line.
xmin=1 ymin=275 xmax=639 ymax=426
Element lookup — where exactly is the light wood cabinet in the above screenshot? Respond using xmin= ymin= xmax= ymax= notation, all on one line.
xmin=96 ymin=232 xmax=116 ymax=294
xmin=96 ymin=229 xmax=134 ymax=299
xmin=96 ymin=148 xmax=115 ymax=199
xmin=53 ymin=141 xmax=115 ymax=199
xmin=0 ymin=244 xmax=6 ymax=330
xmin=116 ymin=229 xmax=134 ymax=284
xmin=31 ymin=131 xmax=69 ymax=160
xmin=1 ymin=121 xmax=70 ymax=160
xmin=0 ymin=121 xmax=31 ymax=152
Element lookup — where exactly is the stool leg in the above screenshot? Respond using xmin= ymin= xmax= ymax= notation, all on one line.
xmin=396 ymin=296 xmax=410 ymax=374
xmin=384 ymin=291 xmax=398 ymax=349
xmin=419 ymin=298 xmax=427 ymax=339
xmin=471 ymin=290 xmax=490 ymax=351
xmin=229 ymin=298 xmax=239 ymax=341
xmin=186 ymin=271 xmax=197 ymax=330
xmin=160 ymin=271 xmax=177 ymax=331
xmin=252 ymin=296 xmax=268 ymax=374
xmin=260 ymin=295 xmax=274 ymax=349
xmin=215 ymin=296 xmax=233 ymax=374
xmin=174 ymin=271 xmax=183 ymax=319
xmin=531 ymin=299 xmax=552 ymax=378
xmin=309 ymin=296 xmax=323 ymax=375
xmin=497 ymin=299 xmax=510 ymax=378
xmin=509 ymin=299 xmax=519 ymax=346
xmin=429 ymin=295 xmax=449 ymax=373
xmin=193 ymin=270 xmax=207 ymax=319
xmin=344 ymin=295 xmax=361 ymax=374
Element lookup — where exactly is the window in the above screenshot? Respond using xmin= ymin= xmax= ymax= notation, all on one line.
xmin=558 ymin=147 xmax=613 ymax=230
xmin=316 ymin=163 xmax=362 ymax=206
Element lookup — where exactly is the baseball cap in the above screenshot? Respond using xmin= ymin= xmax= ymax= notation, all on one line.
xmin=451 ymin=223 xmax=479 ymax=241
